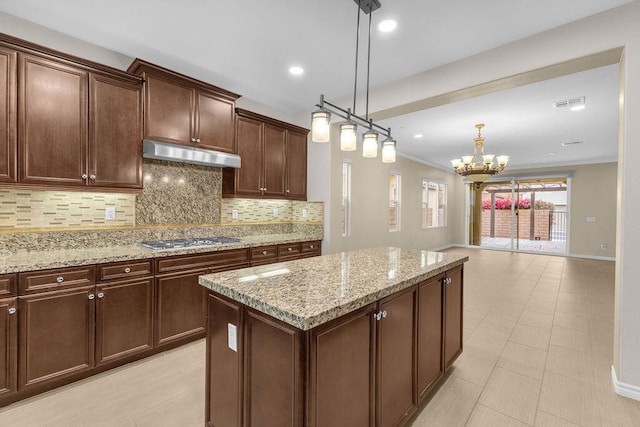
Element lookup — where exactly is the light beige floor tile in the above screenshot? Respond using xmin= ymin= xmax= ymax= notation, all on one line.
xmin=526 ymin=298 xmax=557 ymax=315
xmin=466 ymin=403 xmax=529 ymax=427
xmin=550 ymin=325 xmax=592 ymax=355
xmin=465 ymin=325 xmax=511 ymax=356
xmin=497 ymin=341 xmax=547 ymax=380
xmin=510 ymin=323 xmax=551 ymax=351
xmin=519 ymin=309 xmax=554 ymax=330
xmin=449 ymin=345 xmax=499 ymax=387
xmin=555 ymin=300 xmax=588 ymax=315
xmin=538 ymin=371 xmax=602 ymax=427
xmin=478 ymin=367 xmax=541 ymax=425
xmin=480 ymin=310 xmax=519 ymax=334
xmin=553 ymin=312 xmax=590 ymax=333
xmin=410 ymin=377 xmax=482 ymax=427
xmin=530 ymin=290 xmax=558 ymax=304
xmin=534 ymin=410 xmax=581 ymax=426
xmin=545 ymin=344 xmax=596 ymax=385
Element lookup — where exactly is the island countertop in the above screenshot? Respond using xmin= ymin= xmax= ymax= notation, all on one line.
xmin=199 ymin=246 xmax=468 ymax=330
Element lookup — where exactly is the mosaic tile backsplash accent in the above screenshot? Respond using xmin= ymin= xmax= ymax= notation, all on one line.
xmin=0 ymin=189 xmax=135 ymax=229
xmin=136 ymin=159 xmax=222 ymax=224
xmin=221 ymin=199 xmax=323 ymax=223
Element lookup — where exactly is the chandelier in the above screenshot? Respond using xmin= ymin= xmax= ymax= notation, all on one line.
xmin=450 ymin=124 xmax=509 ymax=182
xmin=310 ymin=0 xmax=397 ymax=163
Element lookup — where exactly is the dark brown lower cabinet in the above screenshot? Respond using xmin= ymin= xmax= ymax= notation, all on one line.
xmin=155 ymin=270 xmax=207 ymax=347
xmin=95 ymin=278 xmax=154 ymax=365
xmin=308 ymin=303 xmax=376 ymax=427
xmin=377 ymin=287 xmax=417 ymax=427
xmin=417 ymin=275 xmax=444 ymax=401
xmin=18 ymin=286 xmax=95 ymax=390
xmin=0 ymin=297 xmax=17 ymax=398
xmin=444 ymin=265 xmax=463 ymax=369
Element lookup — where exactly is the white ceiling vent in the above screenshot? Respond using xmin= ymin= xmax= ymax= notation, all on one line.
xmin=553 ymin=96 xmax=586 ymax=110
xmin=561 ymin=141 xmax=584 ymax=147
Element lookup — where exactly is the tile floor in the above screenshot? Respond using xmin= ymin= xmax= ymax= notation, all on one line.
xmin=1 ymin=247 xmax=639 ymax=426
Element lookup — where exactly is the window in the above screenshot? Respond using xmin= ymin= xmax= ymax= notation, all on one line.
xmin=422 ymin=179 xmax=446 ymax=228
xmin=389 ymin=172 xmax=401 ymax=231
xmin=342 ymin=160 xmax=351 ymax=236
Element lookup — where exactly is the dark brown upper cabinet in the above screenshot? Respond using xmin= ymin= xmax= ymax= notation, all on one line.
xmin=0 ymin=46 xmax=16 ymax=183
xmin=127 ymin=59 xmax=240 ymax=154
xmin=1 ymin=33 xmax=143 ymax=191
xmin=223 ymin=109 xmax=308 ymax=200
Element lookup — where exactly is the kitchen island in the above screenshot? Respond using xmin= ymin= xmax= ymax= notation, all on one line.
xmin=199 ymin=246 xmax=468 ymax=427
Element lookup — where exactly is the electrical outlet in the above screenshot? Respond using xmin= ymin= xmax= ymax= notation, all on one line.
xmin=105 ymin=207 xmax=116 ymax=221
xmin=586 ymin=217 xmax=596 ymax=223
xmin=232 ymin=209 xmax=238 ymax=219
xmin=302 ymin=208 xmax=308 ymax=218
xmin=273 ymin=208 xmax=279 ymax=218
xmin=601 ymin=243 xmax=607 ymax=250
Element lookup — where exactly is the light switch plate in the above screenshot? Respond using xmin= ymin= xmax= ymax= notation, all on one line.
xmin=105 ymin=207 xmax=116 ymax=221
xmin=302 ymin=208 xmax=308 ymax=218
xmin=228 ymin=323 xmax=237 ymax=352
xmin=273 ymin=208 xmax=278 ymax=218
xmin=232 ymin=209 xmax=238 ymax=219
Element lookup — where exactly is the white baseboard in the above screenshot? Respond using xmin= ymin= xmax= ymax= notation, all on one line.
xmin=611 ymin=366 xmax=640 ymax=401
xmin=568 ymin=253 xmax=616 ymax=261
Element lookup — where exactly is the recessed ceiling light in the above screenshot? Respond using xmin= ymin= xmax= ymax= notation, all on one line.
xmin=414 ymin=134 xmax=423 ymax=139
xmin=378 ymin=20 xmax=397 ymax=32
xmin=289 ymin=66 xmax=304 ymax=75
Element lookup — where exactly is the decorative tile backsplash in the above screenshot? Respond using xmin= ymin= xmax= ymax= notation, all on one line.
xmin=221 ymin=199 xmax=323 ymax=224
xmin=0 ymin=189 xmax=135 ymax=229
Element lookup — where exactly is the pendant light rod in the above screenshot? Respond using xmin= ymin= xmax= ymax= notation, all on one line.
xmin=315 ymin=95 xmax=391 ymax=137
xmin=353 ymin=0 xmax=361 ymax=113
xmin=365 ymin=6 xmax=372 ymax=120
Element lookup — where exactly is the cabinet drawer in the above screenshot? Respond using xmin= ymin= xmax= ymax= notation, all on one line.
xmin=278 ymin=243 xmax=301 ymax=260
xmin=19 ymin=266 xmax=95 ymax=295
xmin=156 ymin=249 xmax=249 ymax=275
xmin=0 ymin=273 xmax=17 ymax=297
xmin=97 ymin=260 xmax=153 ymax=282
xmin=250 ymin=246 xmax=278 ymax=264
xmin=300 ymin=241 xmax=321 ymax=257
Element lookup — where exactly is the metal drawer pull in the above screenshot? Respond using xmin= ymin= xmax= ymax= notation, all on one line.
xmin=124 ymin=267 xmax=131 ymax=273
xmin=89 ymin=174 xmax=96 ymax=180
xmin=88 ymin=294 xmax=95 ymax=300
xmin=56 ymin=277 xmax=64 ymax=283
xmin=310 ymin=245 xmax=314 ymax=249
xmin=288 ymin=247 xmax=292 ymax=251
xmin=262 ymin=250 xmax=267 ymax=255
xmin=98 ymin=292 xmax=104 ymax=298
xmin=8 ymin=307 xmax=16 ymax=315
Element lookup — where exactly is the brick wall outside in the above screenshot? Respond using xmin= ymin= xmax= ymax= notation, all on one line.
xmin=482 ymin=209 xmax=551 ymax=240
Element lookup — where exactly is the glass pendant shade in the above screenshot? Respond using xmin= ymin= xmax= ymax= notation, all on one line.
xmin=462 ymin=155 xmax=474 ymax=165
xmin=381 ymin=138 xmax=396 ymax=163
xmin=311 ymin=110 xmax=331 ymax=143
xmin=340 ymin=122 xmax=357 ymax=151
xmin=362 ymin=131 xmax=379 ymax=158
xmin=450 ymin=159 xmax=462 ymax=169
xmin=482 ymin=154 xmax=495 ymax=166
xmin=496 ymin=155 xmax=510 ymax=166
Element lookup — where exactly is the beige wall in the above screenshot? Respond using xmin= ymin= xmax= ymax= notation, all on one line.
xmin=501 ymin=163 xmax=618 ymax=258
xmin=326 ymin=126 xmax=466 ymax=254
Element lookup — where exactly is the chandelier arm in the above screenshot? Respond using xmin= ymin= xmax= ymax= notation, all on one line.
xmin=353 ymin=0 xmax=361 ymax=113
xmin=315 ymin=99 xmax=391 ymax=136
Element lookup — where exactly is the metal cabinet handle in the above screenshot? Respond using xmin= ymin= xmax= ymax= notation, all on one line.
xmin=98 ymin=292 xmax=104 ymax=298
xmin=310 ymin=245 xmax=314 ymax=249
xmin=56 ymin=276 xmax=64 ymax=283
xmin=286 ymin=189 xmax=290 ymax=193
xmin=89 ymin=174 xmax=96 ymax=180
xmin=262 ymin=250 xmax=267 ymax=255
xmin=81 ymin=173 xmax=88 ymax=180
xmin=382 ymin=310 xmax=388 ymax=318
xmin=88 ymin=294 xmax=95 ymax=300
xmin=191 ymin=137 xmax=196 ymax=143
xmin=264 ymin=187 xmax=267 ymax=191
xmin=374 ymin=312 xmax=381 ymax=321
xmin=124 ymin=267 xmax=131 ymax=273
xmin=196 ymin=138 xmax=201 ymax=143
xmin=288 ymin=247 xmax=292 ymax=252
xmin=8 ymin=307 xmax=16 ymax=315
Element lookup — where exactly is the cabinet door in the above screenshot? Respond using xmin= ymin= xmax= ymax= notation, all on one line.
xmin=18 ymin=286 xmax=95 ymax=390
xmin=95 ymin=278 xmax=153 ymax=365
xmin=155 ymin=270 xmax=207 ymax=346
xmin=243 ymin=308 xmax=304 ymax=427
xmin=309 ymin=303 xmax=376 ymax=427
xmin=230 ymin=115 xmax=263 ymax=197
xmin=444 ymin=266 xmax=463 ymax=369
xmin=263 ymin=124 xmax=286 ymax=198
xmin=286 ymin=130 xmax=307 ymax=200
xmin=18 ymin=53 xmax=88 ymax=186
xmin=0 ymin=47 xmax=16 ymax=183
xmin=0 ymin=298 xmax=17 ymax=398
xmin=195 ymin=90 xmax=235 ymax=153
xmin=377 ymin=286 xmax=417 ymax=427
xmin=89 ymin=73 xmax=143 ymax=189
xmin=143 ymin=73 xmax=193 ymax=146
xmin=417 ymin=276 xmax=443 ymax=402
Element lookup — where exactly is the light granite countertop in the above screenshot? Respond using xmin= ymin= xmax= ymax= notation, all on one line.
xmin=199 ymin=246 xmax=468 ymax=330
xmin=0 ymin=233 xmax=321 ymax=274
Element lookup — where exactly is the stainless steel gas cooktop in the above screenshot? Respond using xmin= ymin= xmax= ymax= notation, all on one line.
xmin=140 ymin=236 xmax=242 ymax=250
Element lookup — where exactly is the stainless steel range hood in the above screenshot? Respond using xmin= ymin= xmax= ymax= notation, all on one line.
xmin=143 ymin=139 xmax=241 ymax=168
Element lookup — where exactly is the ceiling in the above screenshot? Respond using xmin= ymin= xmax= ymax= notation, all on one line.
xmin=0 ymin=0 xmax=630 ymax=170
